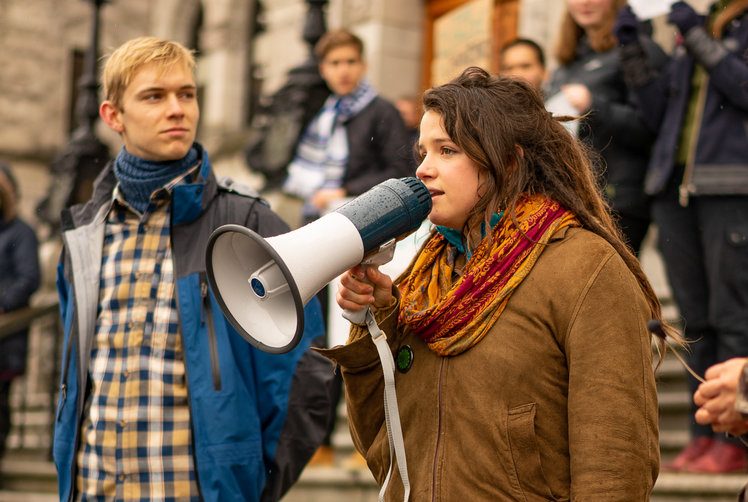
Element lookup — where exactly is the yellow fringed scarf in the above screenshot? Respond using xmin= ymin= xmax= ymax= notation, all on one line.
xmin=397 ymin=195 xmax=579 ymax=356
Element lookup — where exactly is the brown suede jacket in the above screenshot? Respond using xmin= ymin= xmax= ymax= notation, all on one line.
xmin=320 ymin=227 xmax=659 ymax=501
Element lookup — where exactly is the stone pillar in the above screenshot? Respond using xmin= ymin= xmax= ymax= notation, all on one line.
xmin=197 ymin=0 xmax=256 ymax=153
xmin=329 ymin=0 xmax=423 ymax=100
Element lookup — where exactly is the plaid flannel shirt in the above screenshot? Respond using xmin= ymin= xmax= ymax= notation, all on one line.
xmin=76 ymin=171 xmax=200 ymax=501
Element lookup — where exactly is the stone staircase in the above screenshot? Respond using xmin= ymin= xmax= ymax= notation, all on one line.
xmin=652 ymin=351 xmax=747 ymax=502
xmin=0 ymin=365 xmax=745 ymax=501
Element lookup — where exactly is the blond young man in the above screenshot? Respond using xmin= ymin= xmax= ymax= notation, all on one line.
xmin=53 ymin=36 xmax=332 ymax=502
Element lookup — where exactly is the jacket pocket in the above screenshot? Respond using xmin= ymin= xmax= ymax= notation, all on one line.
xmin=506 ymin=403 xmax=558 ymax=501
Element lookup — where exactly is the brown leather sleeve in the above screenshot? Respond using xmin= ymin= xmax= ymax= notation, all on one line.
xmin=314 ymin=304 xmax=404 ymax=457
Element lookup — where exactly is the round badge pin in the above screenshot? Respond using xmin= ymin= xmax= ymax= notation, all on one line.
xmin=396 ymin=345 xmax=414 ymax=373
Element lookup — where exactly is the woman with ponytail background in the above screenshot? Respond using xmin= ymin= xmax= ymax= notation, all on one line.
xmin=320 ymin=67 xmax=682 ymax=500
xmin=615 ymin=0 xmax=748 ymax=474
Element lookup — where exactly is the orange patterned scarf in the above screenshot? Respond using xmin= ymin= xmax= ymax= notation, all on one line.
xmin=397 ymin=195 xmax=579 ymax=356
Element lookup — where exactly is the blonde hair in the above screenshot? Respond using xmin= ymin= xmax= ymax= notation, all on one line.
xmin=555 ymin=0 xmax=627 ymax=65
xmin=101 ymin=36 xmax=196 ymax=109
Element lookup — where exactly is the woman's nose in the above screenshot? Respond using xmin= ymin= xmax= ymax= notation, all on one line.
xmin=415 ymin=156 xmax=433 ymax=179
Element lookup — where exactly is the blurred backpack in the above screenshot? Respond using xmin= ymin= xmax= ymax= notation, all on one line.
xmin=245 ymin=68 xmax=329 ymax=190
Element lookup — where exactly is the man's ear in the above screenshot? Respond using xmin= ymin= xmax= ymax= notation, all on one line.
xmin=99 ymin=101 xmax=124 ymax=134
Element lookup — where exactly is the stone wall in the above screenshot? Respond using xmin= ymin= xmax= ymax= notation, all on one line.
xmin=0 ymin=0 xmax=73 ymax=159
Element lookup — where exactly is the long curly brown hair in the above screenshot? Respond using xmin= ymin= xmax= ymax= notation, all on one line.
xmin=421 ymin=67 xmax=684 ymax=357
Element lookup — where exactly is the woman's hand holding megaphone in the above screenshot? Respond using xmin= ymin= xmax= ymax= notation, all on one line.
xmin=337 ymin=265 xmax=396 ymax=318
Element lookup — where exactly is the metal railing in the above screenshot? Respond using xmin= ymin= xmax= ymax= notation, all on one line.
xmin=0 ymin=300 xmax=62 ymax=458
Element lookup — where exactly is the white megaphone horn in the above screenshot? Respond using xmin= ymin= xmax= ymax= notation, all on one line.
xmin=205 ymin=177 xmax=432 ymax=353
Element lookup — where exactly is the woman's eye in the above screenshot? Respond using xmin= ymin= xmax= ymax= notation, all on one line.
xmin=441 ymin=147 xmax=455 ymax=155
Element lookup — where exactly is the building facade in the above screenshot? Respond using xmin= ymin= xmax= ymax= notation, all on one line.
xmin=2 ymin=0 xmax=710 ymax=227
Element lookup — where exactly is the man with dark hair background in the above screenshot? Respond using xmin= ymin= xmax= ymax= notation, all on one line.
xmin=499 ymin=38 xmax=547 ymax=92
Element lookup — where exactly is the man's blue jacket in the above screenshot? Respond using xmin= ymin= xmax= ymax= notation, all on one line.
xmin=53 ymin=148 xmax=332 ymax=501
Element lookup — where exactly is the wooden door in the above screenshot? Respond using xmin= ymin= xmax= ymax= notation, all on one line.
xmin=422 ymin=0 xmax=519 ymax=88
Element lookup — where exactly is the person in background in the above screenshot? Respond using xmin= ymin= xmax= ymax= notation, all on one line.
xmin=283 ymin=28 xmax=412 ymax=468
xmin=52 ymin=36 xmax=332 ymax=501
xmin=0 ymin=162 xmax=40 ymax=484
xmin=694 ymin=357 xmax=748 ymax=500
xmin=547 ymin=0 xmax=666 ymax=255
xmin=615 ymin=0 xmax=748 ymax=474
xmin=695 ymin=358 xmax=748 ymax=437
xmin=395 ymin=95 xmax=421 ymax=170
xmin=324 ymin=67 xmax=683 ymax=500
xmin=499 ymin=37 xmax=547 ymax=92
xmin=282 ymin=28 xmax=412 ymax=226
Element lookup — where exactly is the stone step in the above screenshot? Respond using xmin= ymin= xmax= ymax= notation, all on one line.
xmin=283 ymin=466 xmax=377 ymax=502
xmin=9 ymin=387 xmax=57 ymax=407
xmin=2 ymin=449 xmax=744 ymax=501
xmin=10 ymin=409 xmax=53 ymax=427
xmin=659 ymin=389 xmax=692 ymax=414
xmin=0 ymin=492 xmax=57 ymax=502
xmin=656 ymin=352 xmax=692 ymax=380
xmin=284 ymin=467 xmax=747 ymax=502
xmin=652 ymin=473 xmax=746 ymax=502
xmin=1 ymin=453 xmax=57 ymax=494
xmin=660 ymin=430 xmax=692 ymax=459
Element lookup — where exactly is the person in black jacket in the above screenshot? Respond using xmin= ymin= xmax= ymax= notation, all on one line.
xmin=0 ymin=162 xmax=40 ymax=481
xmin=282 ymin=29 xmax=413 ymax=225
xmin=547 ymin=0 xmax=665 ymax=255
xmin=615 ymin=0 xmax=748 ymax=474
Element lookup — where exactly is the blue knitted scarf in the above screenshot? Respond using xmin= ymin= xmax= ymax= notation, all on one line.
xmin=113 ymin=146 xmax=199 ymax=213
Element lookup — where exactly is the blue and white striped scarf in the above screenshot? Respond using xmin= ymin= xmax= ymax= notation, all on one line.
xmin=283 ymin=81 xmax=377 ymax=209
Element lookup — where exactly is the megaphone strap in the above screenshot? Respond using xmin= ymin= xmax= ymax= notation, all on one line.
xmin=365 ymin=309 xmax=411 ymax=502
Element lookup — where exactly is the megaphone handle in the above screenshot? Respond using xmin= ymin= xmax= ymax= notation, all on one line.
xmin=341 ymin=254 xmax=393 ymax=326
xmin=342 ymin=307 xmax=368 ymax=325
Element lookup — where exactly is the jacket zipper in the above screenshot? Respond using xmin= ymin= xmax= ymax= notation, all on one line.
xmin=56 ymin=322 xmax=74 ymax=422
xmin=679 ymin=71 xmax=709 ymax=207
xmin=173 ymin=274 xmax=204 ymax=499
xmin=200 ymin=272 xmax=222 ymax=391
xmin=431 ymin=360 xmax=445 ymax=502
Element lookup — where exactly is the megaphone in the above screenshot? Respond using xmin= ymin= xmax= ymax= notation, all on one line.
xmin=205 ymin=177 xmax=432 ymax=353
